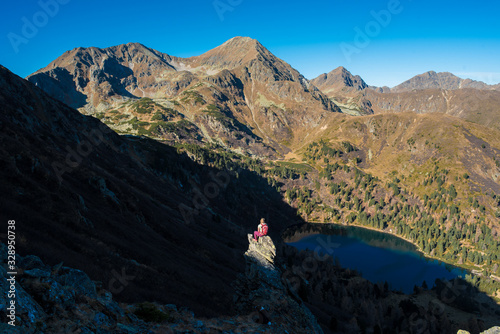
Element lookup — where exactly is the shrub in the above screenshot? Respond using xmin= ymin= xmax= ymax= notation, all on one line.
xmin=180 ymin=90 xmax=205 ymax=105
xmin=151 ymin=112 xmax=168 ymax=121
xmin=134 ymin=302 xmax=173 ymax=323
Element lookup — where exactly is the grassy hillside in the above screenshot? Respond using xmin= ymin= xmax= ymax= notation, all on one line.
xmin=275 ymin=112 xmax=500 ymax=298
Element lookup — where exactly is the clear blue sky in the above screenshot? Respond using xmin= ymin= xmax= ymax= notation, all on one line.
xmin=1 ymin=0 xmax=499 ymax=87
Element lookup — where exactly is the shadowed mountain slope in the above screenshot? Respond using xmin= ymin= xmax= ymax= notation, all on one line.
xmin=0 ymin=64 xmax=303 ymax=317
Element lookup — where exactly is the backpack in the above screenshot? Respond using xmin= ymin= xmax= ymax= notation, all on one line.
xmin=261 ymin=223 xmax=268 ymax=236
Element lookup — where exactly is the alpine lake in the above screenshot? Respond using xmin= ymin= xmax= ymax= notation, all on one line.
xmin=284 ymin=223 xmax=468 ymax=293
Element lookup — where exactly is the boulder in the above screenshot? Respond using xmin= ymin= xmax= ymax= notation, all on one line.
xmin=0 ymin=265 xmax=47 ymax=329
xmin=18 ymin=255 xmax=45 ymax=270
xmin=55 ymin=267 xmax=97 ymax=299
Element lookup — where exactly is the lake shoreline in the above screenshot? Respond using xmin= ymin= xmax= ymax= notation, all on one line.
xmin=304 ymin=220 xmax=475 ymax=274
xmin=286 ymin=220 xmax=470 ymax=294
xmin=286 ymin=220 xmax=500 ymax=302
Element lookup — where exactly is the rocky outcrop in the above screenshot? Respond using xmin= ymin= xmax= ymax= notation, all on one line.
xmin=246 ymin=234 xmax=277 ymax=265
xmin=232 ymin=235 xmax=324 ymax=334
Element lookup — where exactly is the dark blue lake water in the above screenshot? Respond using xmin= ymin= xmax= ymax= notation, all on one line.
xmin=285 ymin=224 xmax=468 ymax=293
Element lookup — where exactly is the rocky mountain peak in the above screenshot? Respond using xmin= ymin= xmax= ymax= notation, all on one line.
xmin=333 ymin=66 xmax=351 ymax=76
xmin=391 ymin=70 xmax=497 ymax=92
xmin=311 ymin=66 xmax=368 ymax=96
xmin=192 ymin=36 xmax=271 ymax=70
xmin=223 ymin=36 xmax=260 ymax=47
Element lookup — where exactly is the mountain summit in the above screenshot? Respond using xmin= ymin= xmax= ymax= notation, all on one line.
xmin=311 ymin=67 xmax=373 ymax=115
xmin=391 ymin=70 xmax=500 ymax=92
xmin=190 ymin=36 xmax=266 ymax=69
xmin=311 ymin=66 xmax=368 ymax=95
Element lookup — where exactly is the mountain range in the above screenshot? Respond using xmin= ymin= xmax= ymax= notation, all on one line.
xmin=27 ymin=36 xmax=500 ymax=134
xmin=18 ymin=35 xmax=500 ymax=259
xmin=27 ymin=37 xmax=338 ymax=156
xmin=312 ymin=67 xmax=500 ymax=130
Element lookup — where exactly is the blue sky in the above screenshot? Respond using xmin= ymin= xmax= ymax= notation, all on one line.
xmin=1 ymin=0 xmax=499 ymax=87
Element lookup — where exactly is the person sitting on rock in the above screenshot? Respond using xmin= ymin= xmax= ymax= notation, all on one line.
xmin=253 ymin=218 xmax=268 ymax=241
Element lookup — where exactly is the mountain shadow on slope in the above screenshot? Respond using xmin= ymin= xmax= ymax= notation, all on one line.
xmin=0 ymin=64 xmax=304 ymax=317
